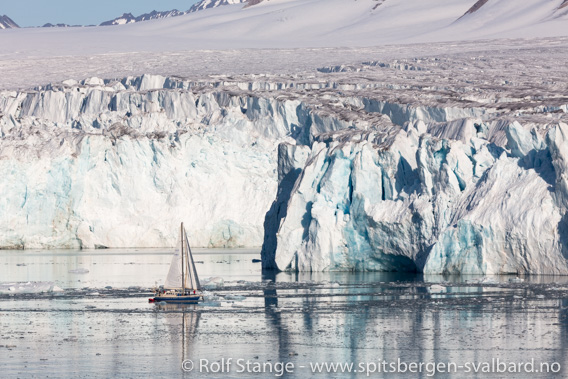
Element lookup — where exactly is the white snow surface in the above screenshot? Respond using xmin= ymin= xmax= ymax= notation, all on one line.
xmin=1 ymin=0 xmax=567 ymax=91
xmin=189 ymin=0 xmax=248 ymax=13
xmin=1 ymin=0 xmax=567 ymax=57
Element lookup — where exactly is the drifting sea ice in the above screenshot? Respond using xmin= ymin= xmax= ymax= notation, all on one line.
xmin=68 ymin=268 xmax=90 ymax=274
xmin=0 ymin=281 xmax=64 ymax=294
xmin=224 ymin=294 xmax=246 ymax=301
xmin=201 ymin=277 xmax=224 ymax=290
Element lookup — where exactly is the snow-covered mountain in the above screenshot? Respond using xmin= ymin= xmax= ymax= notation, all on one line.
xmin=42 ymin=22 xmax=85 ymax=28
xmin=100 ymin=10 xmax=186 ymax=26
xmin=99 ymin=0 xmax=249 ymax=27
xmin=2 ymin=0 xmax=567 ymax=57
xmin=0 ymin=14 xmax=18 ymax=29
xmin=188 ymin=0 xmax=248 ymax=13
xmin=42 ymin=23 xmax=73 ymax=28
xmin=464 ymin=0 xmax=568 ymax=16
xmin=446 ymin=0 xmax=568 ymax=39
xmin=100 ymin=13 xmax=138 ymax=26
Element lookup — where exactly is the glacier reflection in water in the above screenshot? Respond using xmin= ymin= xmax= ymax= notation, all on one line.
xmin=1 ymin=249 xmax=567 ymax=378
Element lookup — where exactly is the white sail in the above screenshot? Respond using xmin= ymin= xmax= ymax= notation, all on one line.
xmin=164 ymin=238 xmax=185 ymax=289
xmin=164 ymin=224 xmax=200 ymax=290
xmin=184 ymin=230 xmax=201 ymax=290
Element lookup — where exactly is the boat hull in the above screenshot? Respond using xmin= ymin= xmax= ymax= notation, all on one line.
xmin=151 ymin=294 xmax=201 ymax=303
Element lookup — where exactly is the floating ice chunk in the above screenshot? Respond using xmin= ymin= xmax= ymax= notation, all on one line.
xmin=87 ymin=292 xmax=100 ymax=296
xmin=51 ymin=285 xmax=64 ymax=292
xmin=465 ymin=277 xmax=497 ymax=284
xmin=201 ymin=291 xmax=221 ymax=301
xmin=224 ymin=294 xmax=246 ymax=301
xmin=0 ymin=281 xmax=64 ymax=294
xmin=429 ymin=284 xmax=446 ymax=293
xmin=509 ymin=277 xmax=524 ymax=283
xmin=201 ymin=277 xmax=224 ymax=290
xmin=68 ymin=268 xmax=89 ymax=274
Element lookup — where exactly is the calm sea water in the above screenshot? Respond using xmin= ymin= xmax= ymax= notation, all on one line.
xmin=1 ymin=249 xmax=567 ymax=378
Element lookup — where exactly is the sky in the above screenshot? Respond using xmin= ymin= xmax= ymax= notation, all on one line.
xmin=1 ymin=0 xmax=201 ymax=27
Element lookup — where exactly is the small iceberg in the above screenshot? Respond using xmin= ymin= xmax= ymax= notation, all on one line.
xmin=224 ymin=294 xmax=246 ymax=301
xmin=68 ymin=268 xmax=89 ymax=274
xmin=429 ymin=284 xmax=446 ymax=293
xmin=201 ymin=277 xmax=224 ymax=290
xmin=51 ymin=285 xmax=64 ymax=292
xmin=0 ymin=281 xmax=65 ymax=294
xmin=465 ymin=277 xmax=498 ymax=284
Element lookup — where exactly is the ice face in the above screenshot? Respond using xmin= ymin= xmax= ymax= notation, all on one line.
xmin=2 ymin=41 xmax=568 ymax=276
xmin=0 ymin=75 xmax=377 ymax=249
xmin=266 ymin=120 xmax=568 ymax=275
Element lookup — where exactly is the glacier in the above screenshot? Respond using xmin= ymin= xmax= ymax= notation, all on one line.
xmin=264 ymin=120 xmax=568 ymax=275
xmin=1 ymin=38 xmax=568 ymax=275
xmin=257 ymin=48 xmax=568 ymax=275
xmin=0 ymin=73 xmax=378 ymax=249
xmin=0 ymin=75 xmax=280 ymax=249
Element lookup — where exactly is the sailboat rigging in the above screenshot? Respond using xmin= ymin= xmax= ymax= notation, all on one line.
xmin=150 ymin=222 xmax=202 ymax=303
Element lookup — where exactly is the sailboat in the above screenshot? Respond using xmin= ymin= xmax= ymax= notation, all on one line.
xmin=150 ymin=222 xmax=202 ymax=303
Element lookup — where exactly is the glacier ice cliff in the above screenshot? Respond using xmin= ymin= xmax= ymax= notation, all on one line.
xmin=263 ymin=120 xmax=568 ymax=275
xmin=2 ymin=46 xmax=568 ymax=275
xmin=256 ymin=50 xmax=568 ymax=275
xmin=0 ymin=74 xmax=379 ymax=249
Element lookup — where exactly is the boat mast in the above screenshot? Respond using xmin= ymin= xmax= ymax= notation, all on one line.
xmin=181 ymin=222 xmax=186 ymax=290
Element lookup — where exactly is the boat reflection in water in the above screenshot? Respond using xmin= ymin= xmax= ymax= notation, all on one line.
xmin=155 ymin=302 xmax=201 ymax=369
